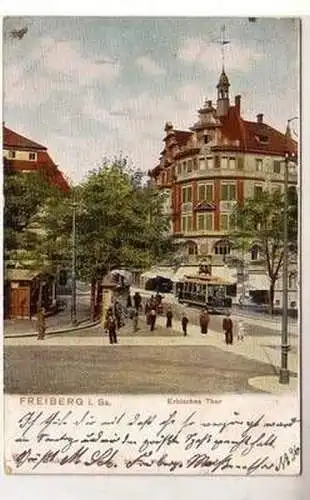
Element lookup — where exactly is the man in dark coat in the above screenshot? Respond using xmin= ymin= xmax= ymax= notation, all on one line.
xmin=105 ymin=309 xmax=118 ymax=344
xmin=223 ymin=311 xmax=233 ymax=345
xmin=199 ymin=308 xmax=210 ymax=335
xmin=133 ymin=292 xmax=142 ymax=311
xmin=149 ymin=308 xmax=157 ymax=332
xmin=37 ymin=307 xmax=46 ymax=340
xmin=181 ymin=314 xmax=189 ymax=336
xmin=166 ymin=307 xmax=173 ymax=328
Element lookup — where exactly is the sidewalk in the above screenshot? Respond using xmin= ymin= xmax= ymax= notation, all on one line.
xmin=5 ymin=315 xmax=299 ymax=376
xmin=3 ymin=294 xmax=93 ymax=337
xmin=131 ymin=287 xmax=298 ymax=334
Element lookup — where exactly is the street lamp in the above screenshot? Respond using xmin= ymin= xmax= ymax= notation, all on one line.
xmin=71 ymin=200 xmax=78 ymax=325
xmin=279 ymin=117 xmax=298 ymax=384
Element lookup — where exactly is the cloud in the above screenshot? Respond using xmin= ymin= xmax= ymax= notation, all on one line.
xmin=135 ymin=55 xmax=165 ymax=76
xmin=178 ymin=37 xmax=263 ymax=72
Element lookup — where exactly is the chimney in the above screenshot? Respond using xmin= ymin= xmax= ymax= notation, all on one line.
xmin=257 ymin=113 xmax=264 ymax=123
xmin=235 ymin=95 xmax=241 ymax=114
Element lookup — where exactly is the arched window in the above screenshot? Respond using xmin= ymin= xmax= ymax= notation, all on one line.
xmin=214 ymin=240 xmax=231 ymax=256
xmin=187 ymin=241 xmax=198 ymax=256
xmin=250 ymin=244 xmax=261 ymax=261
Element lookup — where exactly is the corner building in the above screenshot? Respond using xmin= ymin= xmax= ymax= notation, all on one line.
xmin=149 ymin=70 xmax=298 ymax=306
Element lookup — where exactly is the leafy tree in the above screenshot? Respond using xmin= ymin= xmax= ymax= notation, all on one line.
xmin=39 ymin=157 xmax=173 ymax=319
xmin=230 ymin=188 xmax=297 ymax=314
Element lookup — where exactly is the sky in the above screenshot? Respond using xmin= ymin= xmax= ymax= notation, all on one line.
xmin=3 ymin=17 xmax=299 ymax=184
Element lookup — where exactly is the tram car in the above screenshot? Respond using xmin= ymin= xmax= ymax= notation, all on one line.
xmin=176 ymin=274 xmax=233 ymax=313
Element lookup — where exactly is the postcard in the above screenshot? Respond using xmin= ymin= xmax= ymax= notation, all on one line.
xmin=3 ymin=16 xmax=301 ymax=476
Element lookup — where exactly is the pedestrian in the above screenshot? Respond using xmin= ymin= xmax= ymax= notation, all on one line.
xmin=132 ymin=309 xmax=139 ymax=333
xmin=166 ymin=307 xmax=173 ymax=328
xmin=106 ymin=309 xmax=118 ymax=344
xmin=199 ymin=308 xmax=210 ymax=335
xmin=37 ymin=307 xmax=46 ymax=340
xmin=133 ymin=291 xmax=142 ymax=311
xmin=181 ymin=313 xmax=189 ymax=336
xmin=145 ymin=300 xmax=151 ymax=324
xmin=127 ymin=294 xmax=132 ymax=309
xmin=149 ymin=307 xmax=157 ymax=332
xmin=223 ymin=311 xmax=233 ymax=345
xmin=237 ymin=318 xmax=245 ymax=341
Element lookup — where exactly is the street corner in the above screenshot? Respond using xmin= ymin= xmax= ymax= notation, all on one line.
xmin=248 ymin=375 xmax=299 ymax=395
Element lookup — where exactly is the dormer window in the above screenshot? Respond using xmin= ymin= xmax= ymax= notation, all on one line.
xmin=9 ymin=150 xmax=16 ymax=158
xmin=255 ymin=135 xmax=269 ymax=144
xmin=29 ymin=152 xmax=36 ymax=161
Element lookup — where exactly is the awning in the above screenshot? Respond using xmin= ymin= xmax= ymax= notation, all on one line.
xmin=173 ymin=266 xmax=199 ymax=281
xmin=211 ymin=266 xmax=237 ymax=284
xmin=247 ymin=273 xmax=270 ymax=290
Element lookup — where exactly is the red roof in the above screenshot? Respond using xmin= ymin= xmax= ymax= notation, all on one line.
xmin=220 ymin=106 xmax=297 ymax=156
xmin=174 ymin=130 xmax=192 ymax=147
xmin=3 ymin=126 xmax=47 ymax=151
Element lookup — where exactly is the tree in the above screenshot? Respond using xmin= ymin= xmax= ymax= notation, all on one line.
xmin=3 ymin=162 xmax=60 ymax=265
xmin=230 ymin=188 xmax=297 ymax=314
xmin=40 ymin=158 xmax=172 ymax=319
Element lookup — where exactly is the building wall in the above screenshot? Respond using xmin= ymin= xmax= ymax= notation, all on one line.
xmin=3 ymin=148 xmax=39 ymax=161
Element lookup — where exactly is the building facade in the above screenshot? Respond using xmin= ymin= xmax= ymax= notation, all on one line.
xmin=3 ymin=125 xmax=69 ymax=192
xmin=149 ymin=70 xmax=298 ymax=307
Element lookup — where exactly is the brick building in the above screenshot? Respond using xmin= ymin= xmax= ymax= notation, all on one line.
xmin=149 ymin=69 xmax=298 ymax=307
xmin=3 ymin=125 xmax=69 ymax=192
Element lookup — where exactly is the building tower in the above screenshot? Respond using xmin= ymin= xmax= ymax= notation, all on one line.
xmin=216 ymin=25 xmax=230 ymax=117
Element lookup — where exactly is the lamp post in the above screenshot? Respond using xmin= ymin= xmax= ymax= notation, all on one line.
xmin=71 ymin=200 xmax=77 ymax=326
xmin=279 ymin=117 xmax=298 ymax=384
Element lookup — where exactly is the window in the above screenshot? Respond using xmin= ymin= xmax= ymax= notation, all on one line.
xmin=29 ymin=152 xmax=36 ymax=160
xmin=9 ymin=150 xmax=16 ymax=158
xmin=187 ymin=160 xmax=193 ymax=173
xmin=254 ymin=185 xmax=263 ymax=200
xmin=182 ymin=161 xmax=187 ymax=174
xmin=221 ymin=183 xmax=236 ymax=201
xmin=214 ymin=241 xmax=231 ymax=255
xmin=198 ymin=183 xmax=213 ymax=202
xmin=256 ymin=159 xmax=263 ymax=172
xmin=177 ymin=163 xmax=182 ymax=175
xmin=182 ymin=215 xmax=193 ymax=233
xmin=206 ymin=156 xmax=213 ymax=169
xmin=161 ymin=173 xmax=165 ymax=185
xmin=250 ymin=245 xmax=261 ymax=261
xmin=188 ymin=242 xmax=198 ymax=255
xmin=197 ymin=213 xmax=213 ymax=231
xmin=182 ymin=186 xmax=192 ymax=203
xmin=273 ymin=160 xmax=281 ymax=174
xmin=221 ymin=156 xmax=229 ymax=169
xmin=237 ymin=157 xmax=244 ymax=170
xmin=214 ymin=156 xmax=221 ymax=168
xmin=220 ymin=214 xmax=235 ymax=231
xmin=204 ymin=135 xmax=211 ymax=144
xmin=271 ymin=184 xmax=282 ymax=194
xmin=288 ymin=274 xmax=296 ymax=289
xmin=193 ymin=158 xmax=198 ymax=170
xmin=229 ymin=157 xmax=236 ymax=169
xmin=220 ymin=214 xmax=229 ymax=231
xmin=199 ymin=157 xmax=205 ymax=170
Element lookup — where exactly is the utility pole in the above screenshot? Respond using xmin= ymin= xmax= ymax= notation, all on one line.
xmin=71 ymin=200 xmax=77 ymax=325
xmin=279 ymin=151 xmax=290 ymax=384
xmin=279 ymin=117 xmax=298 ymax=384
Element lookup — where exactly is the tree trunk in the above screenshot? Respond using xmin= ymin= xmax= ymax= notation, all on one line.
xmin=269 ymin=281 xmax=276 ymax=315
xmin=90 ymin=278 xmax=96 ymax=321
xmin=95 ymin=278 xmax=103 ymax=319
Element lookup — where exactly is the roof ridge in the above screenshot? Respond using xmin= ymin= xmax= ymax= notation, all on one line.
xmin=3 ymin=126 xmax=47 ymax=150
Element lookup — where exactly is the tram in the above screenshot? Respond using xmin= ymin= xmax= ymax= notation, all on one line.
xmin=176 ymin=274 xmax=233 ymax=313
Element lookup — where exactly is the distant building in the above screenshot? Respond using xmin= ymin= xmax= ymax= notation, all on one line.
xmin=3 ymin=125 xmax=69 ymax=192
xmin=149 ymin=69 xmax=298 ymax=308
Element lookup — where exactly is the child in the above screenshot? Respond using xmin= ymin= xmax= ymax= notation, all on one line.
xmin=237 ymin=318 xmax=245 ymax=341
xmin=181 ymin=314 xmax=189 ymax=336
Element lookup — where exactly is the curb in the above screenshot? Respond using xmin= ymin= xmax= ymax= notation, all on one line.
xmin=4 ymin=320 xmax=101 ymax=339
